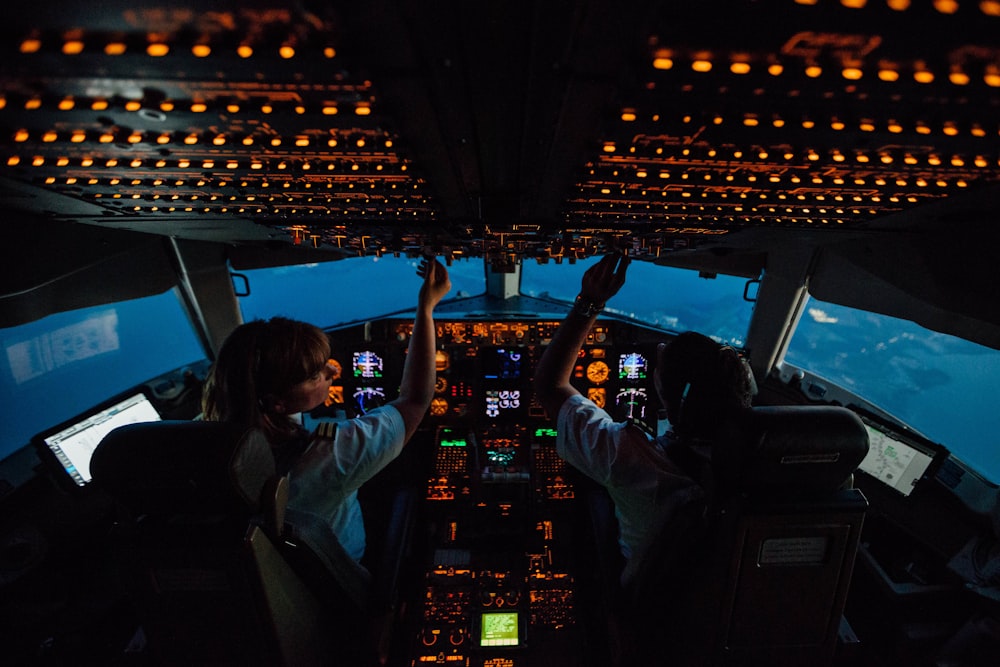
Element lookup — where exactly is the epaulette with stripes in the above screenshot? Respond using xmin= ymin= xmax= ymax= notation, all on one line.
xmin=314 ymin=421 xmax=339 ymax=440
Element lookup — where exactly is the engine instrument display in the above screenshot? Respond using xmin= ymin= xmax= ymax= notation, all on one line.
xmin=485 ymin=389 xmax=522 ymax=418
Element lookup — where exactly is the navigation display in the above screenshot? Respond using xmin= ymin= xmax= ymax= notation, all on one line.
xmin=859 ymin=424 xmax=935 ymax=496
xmin=615 ymin=387 xmax=648 ymax=421
xmin=353 ymin=386 xmax=386 ymax=414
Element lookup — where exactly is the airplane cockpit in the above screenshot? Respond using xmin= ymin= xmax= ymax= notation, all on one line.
xmin=1 ymin=1 xmax=999 ymax=666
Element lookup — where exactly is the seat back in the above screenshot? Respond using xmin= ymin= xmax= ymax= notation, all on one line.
xmin=713 ymin=405 xmax=870 ymax=499
xmin=91 ymin=421 xmax=336 ymax=666
xmin=629 ymin=405 xmax=870 ymax=667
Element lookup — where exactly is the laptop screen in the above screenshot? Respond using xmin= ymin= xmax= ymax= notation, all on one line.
xmin=37 ymin=392 xmax=161 ymax=487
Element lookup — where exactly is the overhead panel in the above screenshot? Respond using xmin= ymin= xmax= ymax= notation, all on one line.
xmin=0 ymin=1 xmax=997 ymax=268
xmin=569 ymin=1 xmax=1000 ymax=236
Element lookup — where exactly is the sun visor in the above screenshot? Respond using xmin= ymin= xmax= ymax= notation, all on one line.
xmin=0 ymin=220 xmax=176 ymax=328
xmin=809 ymin=240 xmax=1000 ymax=352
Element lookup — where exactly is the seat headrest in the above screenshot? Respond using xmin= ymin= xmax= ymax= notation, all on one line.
xmin=714 ymin=405 xmax=870 ymax=496
xmin=90 ymin=421 xmax=276 ymax=516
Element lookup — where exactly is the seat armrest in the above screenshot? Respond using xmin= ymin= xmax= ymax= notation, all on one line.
xmin=260 ymin=475 xmax=288 ymax=539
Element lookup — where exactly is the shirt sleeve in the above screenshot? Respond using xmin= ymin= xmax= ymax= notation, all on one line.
xmin=556 ymin=393 xmax=640 ymax=486
xmin=290 ymin=404 xmax=406 ymax=499
xmin=555 ymin=394 xmax=703 ymax=571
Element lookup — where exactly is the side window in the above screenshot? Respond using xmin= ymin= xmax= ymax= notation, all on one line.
xmin=785 ymin=297 xmax=1000 ymax=483
xmin=0 ymin=289 xmax=205 ymax=464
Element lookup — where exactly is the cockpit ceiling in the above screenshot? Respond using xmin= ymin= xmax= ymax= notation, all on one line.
xmin=0 ymin=0 xmax=998 ymax=264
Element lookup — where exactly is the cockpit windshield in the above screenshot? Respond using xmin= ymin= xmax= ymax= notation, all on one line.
xmin=15 ymin=253 xmax=994 ymax=485
xmin=520 ymin=256 xmax=755 ymax=346
xmin=786 ymin=297 xmax=1000 ymax=484
xmin=237 ymin=255 xmax=487 ymax=327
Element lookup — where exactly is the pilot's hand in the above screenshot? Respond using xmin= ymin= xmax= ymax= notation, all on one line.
xmin=417 ymin=257 xmax=452 ymax=310
xmin=580 ymin=252 xmax=629 ymax=304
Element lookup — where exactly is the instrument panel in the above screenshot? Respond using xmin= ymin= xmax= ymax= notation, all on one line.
xmin=314 ymin=317 xmax=664 ymax=667
xmin=317 ymin=318 xmax=660 ymax=429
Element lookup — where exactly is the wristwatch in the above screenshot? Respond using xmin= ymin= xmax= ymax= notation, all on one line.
xmin=573 ymin=294 xmax=605 ymax=318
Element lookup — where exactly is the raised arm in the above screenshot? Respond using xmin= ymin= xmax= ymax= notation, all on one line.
xmin=390 ymin=258 xmax=451 ymax=441
xmin=533 ymin=252 xmax=630 ymax=419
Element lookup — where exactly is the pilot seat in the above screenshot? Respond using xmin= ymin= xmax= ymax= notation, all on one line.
xmin=90 ymin=420 xmax=414 ymax=667
xmin=592 ymin=404 xmax=871 ymax=667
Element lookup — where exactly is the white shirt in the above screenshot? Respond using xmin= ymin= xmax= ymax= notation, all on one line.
xmin=556 ymin=394 xmax=703 ymax=582
xmin=286 ymin=404 xmax=405 ymax=561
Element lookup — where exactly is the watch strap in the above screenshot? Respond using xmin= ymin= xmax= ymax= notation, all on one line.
xmin=573 ymin=294 xmax=605 ymax=318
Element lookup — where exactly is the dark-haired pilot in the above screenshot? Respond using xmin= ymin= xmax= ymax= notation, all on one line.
xmin=533 ymin=253 xmax=756 ymax=585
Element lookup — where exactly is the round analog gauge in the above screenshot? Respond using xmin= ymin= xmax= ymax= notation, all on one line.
xmin=429 ymin=397 xmax=449 ymax=417
xmin=586 ymin=360 xmax=610 ymax=384
xmin=435 ymin=376 xmax=449 ymax=394
xmin=324 ymin=385 xmax=344 ymax=406
xmin=587 ymin=387 xmax=607 ymax=408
